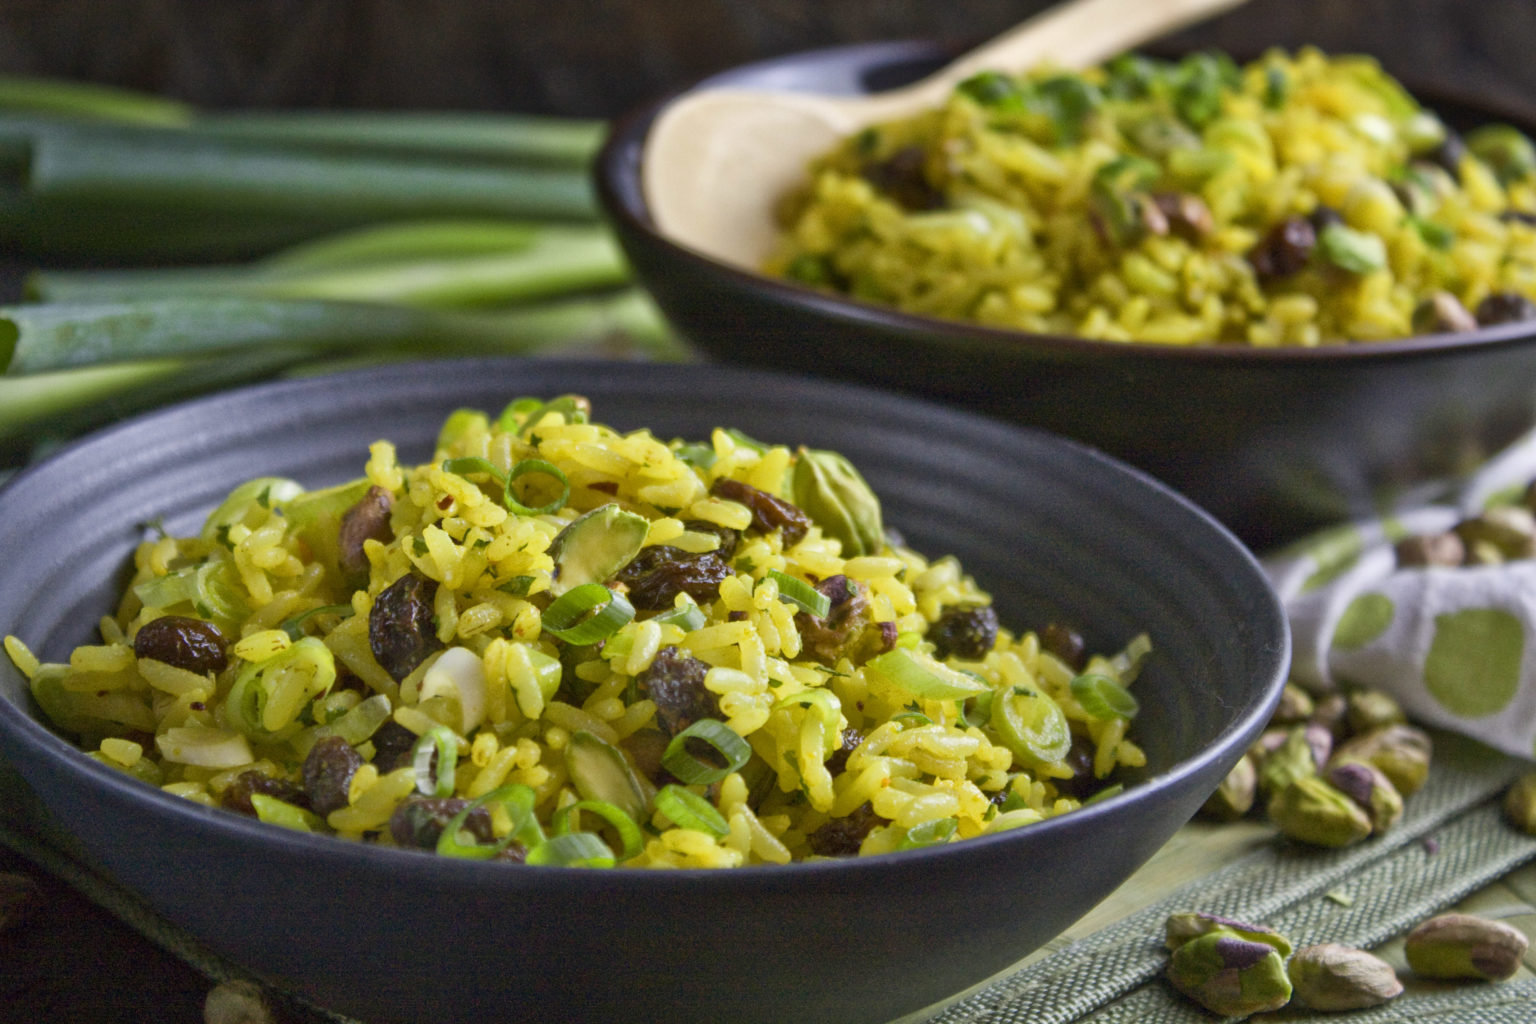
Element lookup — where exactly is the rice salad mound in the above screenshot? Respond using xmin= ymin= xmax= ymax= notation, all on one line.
xmin=767 ymin=47 xmax=1536 ymax=346
xmin=4 ymin=396 xmax=1147 ymax=868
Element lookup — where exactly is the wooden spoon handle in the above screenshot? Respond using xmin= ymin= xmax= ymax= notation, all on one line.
xmin=885 ymin=0 xmax=1250 ymax=112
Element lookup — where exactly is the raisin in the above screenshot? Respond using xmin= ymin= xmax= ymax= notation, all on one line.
xmin=797 ymin=575 xmax=880 ymax=665
xmin=926 ymin=604 xmax=999 ymax=661
xmin=1475 ymin=291 xmax=1536 ymax=326
xmin=302 ymin=735 xmax=364 ymax=816
xmin=1247 ymin=216 xmax=1316 ymax=280
xmin=863 ymin=145 xmax=944 ymax=211
xmin=616 ymin=546 xmax=731 ymax=612
xmin=710 ymin=478 xmax=811 ymax=547
xmin=369 ymin=720 xmax=419 ymax=772
xmin=825 ymin=727 xmax=864 ymax=777
xmin=338 ymin=485 xmax=393 ymax=580
xmin=388 ymin=796 xmax=496 ymax=850
xmin=132 ymin=615 xmax=228 ymax=674
xmin=807 ymin=802 xmax=884 ymax=857
xmin=369 ymin=571 xmax=442 ymax=681
xmin=640 ymin=646 xmax=719 ymax=736
xmin=221 ymin=771 xmax=310 ymax=817
xmin=1039 ymin=622 xmax=1087 ymax=670
xmin=1053 ymin=733 xmax=1108 ymax=800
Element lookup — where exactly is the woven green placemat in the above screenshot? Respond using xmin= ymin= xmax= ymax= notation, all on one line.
xmin=923 ymin=733 xmax=1536 ymax=1024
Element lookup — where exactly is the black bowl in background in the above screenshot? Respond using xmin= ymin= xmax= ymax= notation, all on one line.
xmin=596 ymin=39 xmax=1536 ymax=551
xmin=0 ymin=359 xmax=1287 ymax=1024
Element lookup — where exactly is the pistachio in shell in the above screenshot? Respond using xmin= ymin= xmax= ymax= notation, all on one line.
xmin=1329 ymin=723 xmax=1432 ymax=796
xmin=1344 ymin=688 xmax=1407 ymax=734
xmin=1200 ymin=754 xmax=1257 ymax=821
xmin=1324 ymin=759 xmax=1403 ymax=835
xmin=790 ymin=447 xmax=884 ymax=557
xmin=1287 ymin=943 xmax=1403 ymax=1010
xmin=1502 ymin=771 xmax=1536 ymax=835
xmin=1404 ymin=912 xmax=1530 ymax=982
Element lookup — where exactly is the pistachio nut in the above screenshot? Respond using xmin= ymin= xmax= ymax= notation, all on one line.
xmin=1324 ymin=759 xmax=1403 ymax=834
xmin=1166 ymin=931 xmax=1293 ymax=1017
xmin=1271 ymin=683 xmax=1315 ymax=725
xmin=1344 ymin=688 xmax=1407 ymax=734
xmin=1454 ymin=505 xmax=1536 ymax=561
xmin=1268 ymin=775 xmax=1373 ymax=848
xmin=1201 ymin=754 xmax=1257 ymax=821
xmin=0 ymin=871 xmax=39 ymax=933
xmin=1393 ymin=530 xmax=1466 ymax=568
xmin=1502 ymin=771 xmax=1536 ymax=835
xmin=1309 ymin=693 xmax=1350 ymax=741
xmin=1329 ymin=724 xmax=1432 ymax=796
xmin=1256 ymin=724 xmax=1330 ymax=798
xmin=790 ymin=447 xmax=884 ymax=558
xmin=1287 ymin=943 xmax=1403 ymax=1010
xmin=1404 ymin=912 xmax=1530 ymax=981
xmin=1164 ymin=912 xmax=1293 ymax=956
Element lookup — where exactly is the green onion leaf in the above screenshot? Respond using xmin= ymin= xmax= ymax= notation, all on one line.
xmin=652 ymin=596 xmax=707 ymax=632
xmin=654 ymin=784 xmax=730 ymax=837
xmin=867 ymin=647 xmax=989 ymax=701
xmin=772 ymin=688 xmax=843 ymax=756
xmin=551 ymin=799 xmax=644 ymax=861
xmin=1318 ymin=222 xmax=1387 ymax=274
xmin=766 ymin=569 xmax=830 ymax=617
xmin=504 ymin=458 xmax=569 ymax=516
xmin=249 ymin=792 xmax=324 ymax=832
xmin=1069 ymin=672 xmax=1139 ymax=721
xmin=441 ymin=455 xmax=503 ymax=481
xmin=526 ymin=831 xmax=616 ymax=868
xmin=436 ymin=782 xmax=537 ymax=860
xmin=897 ymin=816 xmax=957 ymax=850
xmin=278 ymin=602 xmax=354 ymax=640
xmin=412 ymin=724 xmax=459 ymax=797
xmin=660 ymin=718 xmax=751 ymax=784
xmin=541 ymin=583 xmax=634 ymax=645
xmin=1083 ymin=783 xmax=1125 ymax=806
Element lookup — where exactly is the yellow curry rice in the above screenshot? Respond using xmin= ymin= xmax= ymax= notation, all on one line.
xmin=767 ymin=47 xmax=1536 ymax=345
xmin=5 ymin=396 xmax=1147 ymax=867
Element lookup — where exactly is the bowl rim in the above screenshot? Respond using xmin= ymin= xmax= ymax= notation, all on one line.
xmin=595 ymin=36 xmax=1536 ymax=366
xmin=0 ymin=355 xmax=1290 ymax=886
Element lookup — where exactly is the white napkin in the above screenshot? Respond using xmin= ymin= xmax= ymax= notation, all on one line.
xmin=1263 ymin=432 xmax=1536 ymax=760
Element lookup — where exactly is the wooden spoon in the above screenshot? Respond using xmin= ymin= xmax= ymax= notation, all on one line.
xmin=643 ymin=0 xmax=1249 ymax=268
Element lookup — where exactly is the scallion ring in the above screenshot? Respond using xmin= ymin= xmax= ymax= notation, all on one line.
xmin=772 ymin=688 xmax=843 ymax=756
xmin=541 ymin=583 xmax=635 ymax=645
xmin=765 ymin=569 xmax=830 ymax=618
xmin=435 ymin=782 xmax=538 ymax=860
xmin=652 ymin=597 xmax=706 ymax=632
xmin=660 ymin=718 xmax=750 ymax=784
xmin=654 ymin=784 xmax=730 ymax=837
xmin=504 ymin=458 xmax=569 ymax=516
xmin=527 ymin=831 xmax=616 ymax=868
xmin=1069 ymin=672 xmax=1139 ymax=720
xmin=412 ymin=724 xmax=459 ymax=798
xmin=551 ymin=799 xmax=643 ymax=860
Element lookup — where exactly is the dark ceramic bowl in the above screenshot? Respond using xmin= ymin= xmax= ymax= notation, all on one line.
xmin=0 ymin=359 xmax=1287 ymax=1024
xmin=596 ymin=39 xmax=1536 ymax=550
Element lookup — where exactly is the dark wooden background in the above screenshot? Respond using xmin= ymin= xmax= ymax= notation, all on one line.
xmin=0 ymin=0 xmax=1530 ymax=118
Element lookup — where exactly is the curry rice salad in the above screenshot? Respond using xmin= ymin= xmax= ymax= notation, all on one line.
xmin=5 ymin=396 xmax=1148 ymax=868
xmin=768 ymin=47 xmax=1536 ymax=345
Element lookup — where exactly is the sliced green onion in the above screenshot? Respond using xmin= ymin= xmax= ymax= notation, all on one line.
xmin=654 ymin=784 xmax=730 ymax=837
xmin=199 ymin=476 xmax=302 ymax=543
xmin=496 ymin=396 xmax=544 ymax=430
xmin=1318 ymin=222 xmax=1387 ymax=274
xmin=867 ymin=648 xmax=989 ymax=701
xmin=441 ymin=455 xmax=502 ymax=481
xmin=249 ymin=792 xmax=324 ymax=832
xmin=527 ymin=831 xmax=616 ymax=868
xmin=990 ymin=684 xmax=1072 ymax=766
xmin=1083 ymin=783 xmax=1125 ymax=806
xmin=897 ymin=816 xmax=957 ymax=850
xmin=225 ymin=636 xmax=336 ymax=739
xmin=514 ymin=394 xmax=588 ymax=437
xmin=504 ymin=458 xmax=569 ymax=516
xmin=673 ymin=442 xmax=716 ymax=470
xmin=323 ymin=693 xmax=394 ymax=746
xmin=1070 ymin=672 xmax=1139 ymax=721
xmin=661 ymin=718 xmax=751 ymax=785
xmin=412 ymin=724 xmax=459 ymax=797
xmin=891 ymin=709 xmax=933 ymax=728
xmin=1109 ymin=633 xmax=1154 ymax=683
xmin=551 ymin=799 xmax=644 ymax=861
xmin=279 ymin=602 xmax=354 ymax=640
xmin=765 ymin=569 xmax=830 ymax=617
xmin=651 ymin=597 xmax=707 ymax=632
xmin=541 ymin=583 xmax=634 ymax=645
xmin=436 ymin=782 xmax=537 ymax=860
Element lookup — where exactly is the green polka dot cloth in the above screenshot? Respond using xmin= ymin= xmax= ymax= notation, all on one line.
xmin=1265 ymin=434 xmax=1536 ymax=760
